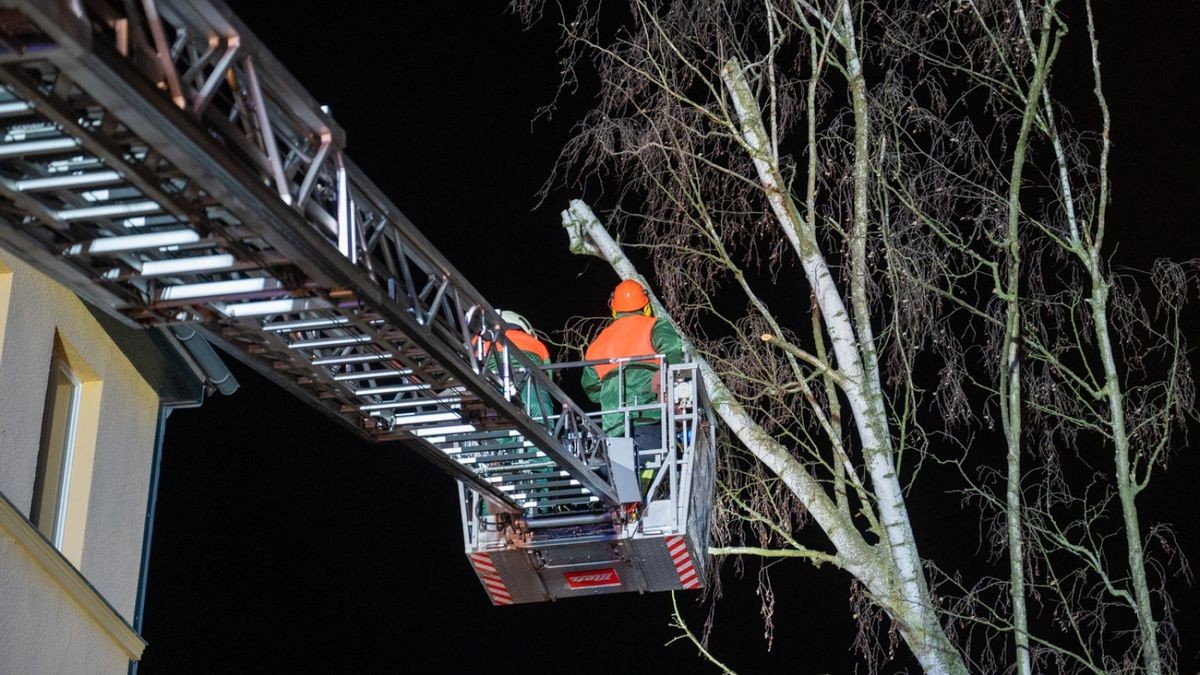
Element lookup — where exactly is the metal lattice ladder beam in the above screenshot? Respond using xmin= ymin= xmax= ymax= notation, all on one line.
xmin=0 ymin=0 xmax=619 ymax=513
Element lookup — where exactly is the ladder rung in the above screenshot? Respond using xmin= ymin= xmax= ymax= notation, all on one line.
xmin=530 ymin=496 xmax=601 ymax=508
xmin=499 ymin=473 xmax=574 ymax=486
xmin=289 ymin=334 xmax=372 ymax=349
xmin=135 ymin=254 xmax=237 ymax=277
xmin=0 ymin=101 xmax=33 ymax=117
xmin=358 ymin=396 xmax=461 ymax=412
xmin=157 ymin=277 xmax=284 ymax=302
xmin=530 ymin=485 xmax=593 ymax=498
xmin=332 ymin=367 xmax=412 ymax=381
xmin=353 ymin=383 xmax=431 ymax=396
xmin=392 ymin=411 xmax=460 ymax=426
xmin=433 ymin=429 xmax=521 ymax=443
xmin=215 ymin=297 xmax=332 ymax=318
xmin=460 ymin=445 xmax=541 ymax=460
xmin=443 ymin=441 xmax=535 ymax=456
xmin=0 ymin=137 xmax=80 ymax=158
xmin=461 ymin=450 xmax=546 ymax=465
xmin=475 ymin=461 xmax=557 ymax=475
xmin=492 ymin=478 xmax=580 ymax=492
xmin=414 ymin=424 xmax=475 ymax=438
xmin=313 ymin=352 xmax=393 ymax=366
xmin=45 ymin=156 xmax=104 ymax=172
xmin=264 ymin=317 xmax=350 ymax=332
xmin=66 ymin=229 xmax=199 ymax=255
xmin=449 ymin=445 xmax=539 ymax=460
xmin=58 ymin=200 xmax=162 ymax=221
xmin=118 ymin=214 xmax=181 ymax=229
xmin=16 ymin=170 xmax=123 ymax=191
xmin=460 ymin=454 xmax=542 ymax=467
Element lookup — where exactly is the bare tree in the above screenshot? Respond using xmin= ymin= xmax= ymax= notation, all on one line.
xmin=516 ymin=0 xmax=1193 ymax=672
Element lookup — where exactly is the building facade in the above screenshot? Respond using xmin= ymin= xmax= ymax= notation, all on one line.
xmin=0 ymin=247 xmax=230 ymax=673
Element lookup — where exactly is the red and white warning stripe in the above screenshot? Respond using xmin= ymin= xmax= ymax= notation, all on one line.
xmin=468 ymin=552 xmax=514 ymax=606
xmin=666 ymin=535 xmax=701 ymax=590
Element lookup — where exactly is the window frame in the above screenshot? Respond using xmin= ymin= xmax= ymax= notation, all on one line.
xmin=32 ymin=354 xmax=84 ymax=548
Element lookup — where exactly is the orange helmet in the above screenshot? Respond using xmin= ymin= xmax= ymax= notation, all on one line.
xmin=609 ymin=279 xmax=650 ymax=313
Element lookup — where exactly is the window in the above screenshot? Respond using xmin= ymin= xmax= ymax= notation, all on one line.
xmin=30 ymin=334 xmax=101 ymax=564
xmin=31 ymin=356 xmax=83 ymax=547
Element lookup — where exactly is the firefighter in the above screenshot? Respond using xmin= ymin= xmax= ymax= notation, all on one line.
xmin=582 ymin=279 xmax=684 ymax=454
xmin=476 ymin=309 xmax=555 ymax=519
xmin=478 ymin=309 xmax=554 ymax=422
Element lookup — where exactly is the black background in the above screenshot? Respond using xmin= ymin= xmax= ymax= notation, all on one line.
xmin=137 ymin=2 xmax=1200 ymax=673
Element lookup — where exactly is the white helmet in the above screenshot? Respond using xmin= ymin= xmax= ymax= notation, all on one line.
xmin=498 ymin=309 xmax=533 ymax=334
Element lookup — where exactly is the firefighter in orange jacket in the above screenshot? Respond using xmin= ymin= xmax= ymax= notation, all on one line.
xmin=478 ymin=310 xmax=554 ymax=422
xmin=582 ymin=280 xmax=684 ymax=452
xmin=476 ymin=310 xmax=554 ymax=517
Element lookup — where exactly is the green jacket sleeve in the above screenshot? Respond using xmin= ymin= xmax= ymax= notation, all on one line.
xmin=651 ymin=317 xmax=685 ymax=365
xmin=581 ymin=364 xmax=602 ymax=402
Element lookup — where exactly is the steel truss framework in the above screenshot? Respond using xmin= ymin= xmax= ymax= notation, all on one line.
xmin=0 ymin=0 xmax=620 ymax=512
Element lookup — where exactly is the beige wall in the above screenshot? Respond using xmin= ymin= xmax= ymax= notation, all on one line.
xmin=0 ymin=530 xmax=131 ymax=674
xmin=0 ymin=248 xmax=161 ymax=667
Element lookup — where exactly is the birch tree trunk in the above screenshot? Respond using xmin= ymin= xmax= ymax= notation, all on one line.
xmin=998 ymin=6 xmax=1059 ymax=671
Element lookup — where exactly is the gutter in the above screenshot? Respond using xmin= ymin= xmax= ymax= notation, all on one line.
xmin=128 ymin=406 xmax=172 ymax=675
xmin=131 ymin=409 xmax=171 ymax=634
xmin=171 ymin=325 xmax=239 ymax=396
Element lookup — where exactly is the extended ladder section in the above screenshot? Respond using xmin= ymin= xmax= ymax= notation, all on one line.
xmin=0 ymin=0 xmax=619 ymax=512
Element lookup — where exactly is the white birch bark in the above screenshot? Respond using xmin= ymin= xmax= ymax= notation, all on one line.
xmin=1091 ymin=274 xmax=1163 ymax=675
xmin=718 ymin=50 xmax=960 ymax=671
xmin=997 ymin=9 xmax=1057 ymax=672
xmin=1081 ymin=5 xmax=1162 ymax=668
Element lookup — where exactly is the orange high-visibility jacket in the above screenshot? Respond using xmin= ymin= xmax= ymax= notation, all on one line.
xmin=475 ymin=329 xmax=550 ymax=364
xmin=585 ymin=315 xmax=659 ymax=377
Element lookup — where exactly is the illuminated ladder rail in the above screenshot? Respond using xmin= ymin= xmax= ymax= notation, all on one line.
xmin=0 ymin=0 xmax=618 ymax=513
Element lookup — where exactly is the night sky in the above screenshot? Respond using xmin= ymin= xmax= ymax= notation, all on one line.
xmin=136 ymin=3 xmax=1200 ymax=673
